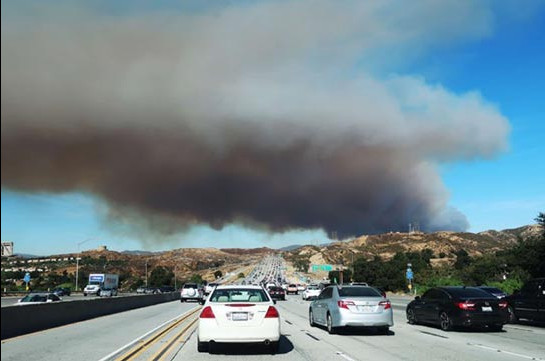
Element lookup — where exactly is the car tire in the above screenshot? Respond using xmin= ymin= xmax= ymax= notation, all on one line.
xmin=439 ymin=311 xmax=453 ymax=331
xmin=508 ymin=306 xmax=518 ymax=323
xmin=269 ymin=341 xmax=279 ymax=354
xmin=83 ymin=293 xmax=87 ymax=297
xmin=407 ymin=307 xmax=418 ymax=325
xmin=326 ymin=313 xmax=336 ymax=334
xmin=309 ymin=309 xmax=316 ymax=327
xmin=197 ymin=338 xmax=209 ymax=353
xmin=181 ymin=298 xmax=185 ymax=303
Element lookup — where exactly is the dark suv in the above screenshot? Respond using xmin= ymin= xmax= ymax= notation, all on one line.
xmin=505 ymin=278 xmax=545 ymax=323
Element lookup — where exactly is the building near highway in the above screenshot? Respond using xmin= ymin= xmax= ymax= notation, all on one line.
xmin=1 ymin=242 xmax=14 ymax=257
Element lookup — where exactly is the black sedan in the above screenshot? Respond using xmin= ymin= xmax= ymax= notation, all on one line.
xmin=406 ymin=286 xmax=509 ymax=331
xmin=52 ymin=287 xmax=71 ymax=296
xmin=268 ymin=286 xmax=286 ymax=301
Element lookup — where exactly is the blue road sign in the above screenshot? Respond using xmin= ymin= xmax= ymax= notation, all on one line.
xmin=23 ymin=272 xmax=31 ymax=283
xmin=406 ymin=269 xmax=413 ymax=280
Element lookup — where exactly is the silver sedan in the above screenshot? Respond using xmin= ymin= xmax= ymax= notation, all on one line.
xmin=309 ymin=285 xmax=393 ymax=334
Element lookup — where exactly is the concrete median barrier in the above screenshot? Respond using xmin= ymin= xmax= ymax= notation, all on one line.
xmin=1 ymin=292 xmax=180 ymax=339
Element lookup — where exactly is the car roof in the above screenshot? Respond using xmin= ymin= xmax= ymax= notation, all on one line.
xmin=216 ymin=285 xmax=264 ymax=290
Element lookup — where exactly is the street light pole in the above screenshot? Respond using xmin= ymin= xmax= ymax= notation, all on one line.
xmin=75 ymin=238 xmax=94 ymax=292
xmin=145 ymin=261 xmax=148 ymax=287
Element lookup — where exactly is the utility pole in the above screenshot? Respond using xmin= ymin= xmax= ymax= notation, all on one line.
xmin=145 ymin=261 xmax=148 ymax=287
xmin=75 ymin=238 xmax=95 ymax=292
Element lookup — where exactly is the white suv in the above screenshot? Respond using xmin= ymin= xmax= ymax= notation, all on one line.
xmin=180 ymin=283 xmax=203 ymax=302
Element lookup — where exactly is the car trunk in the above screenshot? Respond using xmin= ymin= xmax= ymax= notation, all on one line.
xmin=211 ymin=303 xmax=272 ymax=327
xmin=339 ymin=297 xmax=387 ymax=314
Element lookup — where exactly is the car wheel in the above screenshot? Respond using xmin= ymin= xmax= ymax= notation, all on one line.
xmin=439 ymin=311 xmax=453 ymax=331
xmin=269 ymin=341 xmax=279 ymax=354
xmin=407 ymin=308 xmax=418 ymax=325
xmin=83 ymin=293 xmax=87 ymax=297
xmin=197 ymin=339 xmax=209 ymax=353
xmin=181 ymin=298 xmax=185 ymax=303
xmin=309 ymin=309 xmax=316 ymax=327
xmin=507 ymin=306 xmax=518 ymax=323
xmin=326 ymin=313 xmax=336 ymax=334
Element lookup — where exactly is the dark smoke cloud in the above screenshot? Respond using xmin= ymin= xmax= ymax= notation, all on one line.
xmin=1 ymin=1 xmax=512 ymax=238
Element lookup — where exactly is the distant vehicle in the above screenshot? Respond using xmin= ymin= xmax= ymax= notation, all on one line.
xmin=145 ymin=287 xmax=160 ymax=294
xmin=505 ymin=278 xmax=545 ymax=323
xmin=266 ymin=283 xmax=276 ymax=289
xmin=477 ymin=286 xmax=507 ymax=299
xmin=136 ymin=286 xmax=147 ymax=294
xmin=181 ymin=283 xmax=203 ymax=302
xmin=406 ymin=287 xmax=509 ymax=331
xmin=309 ymin=286 xmax=393 ymax=334
xmin=100 ymin=288 xmax=115 ymax=297
xmin=287 ymin=284 xmax=298 ymax=295
xmin=197 ymin=285 xmax=280 ymax=353
xmin=84 ymin=273 xmax=119 ymax=297
xmin=17 ymin=293 xmax=62 ymax=305
xmin=350 ymin=282 xmax=369 ymax=287
xmin=204 ymin=283 xmax=218 ymax=295
xmin=159 ymin=286 xmax=176 ymax=293
xmin=302 ymin=284 xmax=321 ymax=300
xmin=297 ymin=284 xmax=306 ymax=291
xmin=52 ymin=287 xmax=71 ymax=297
xmin=268 ymin=286 xmax=286 ymax=301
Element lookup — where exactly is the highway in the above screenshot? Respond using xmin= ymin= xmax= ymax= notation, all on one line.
xmin=2 ymin=294 xmax=544 ymax=361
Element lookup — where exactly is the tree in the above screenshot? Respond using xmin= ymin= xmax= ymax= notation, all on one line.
xmin=536 ymin=212 xmax=545 ymax=237
xmin=214 ymin=270 xmax=223 ymax=279
xmin=149 ymin=266 xmax=174 ymax=286
xmin=190 ymin=274 xmax=204 ymax=284
xmin=328 ymin=270 xmax=352 ymax=284
xmin=454 ymin=249 xmax=471 ymax=270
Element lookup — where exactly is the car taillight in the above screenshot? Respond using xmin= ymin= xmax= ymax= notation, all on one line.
xmin=337 ymin=300 xmax=356 ymax=309
xmin=200 ymin=306 xmax=216 ymax=318
xmin=265 ymin=306 xmax=279 ymax=318
xmin=456 ymin=301 xmax=476 ymax=311
xmin=498 ymin=301 xmax=508 ymax=309
xmin=379 ymin=300 xmax=391 ymax=310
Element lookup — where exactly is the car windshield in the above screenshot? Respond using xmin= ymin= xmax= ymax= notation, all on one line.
xmin=210 ymin=288 xmax=270 ymax=302
xmin=307 ymin=285 xmax=319 ymax=290
xmin=21 ymin=294 xmax=47 ymax=302
xmin=183 ymin=284 xmax=197 ymax=289
xmin=338 ymin=287 xmax=382 ymax=297
xmin=446 ymin=288 xmax=493 ymax=298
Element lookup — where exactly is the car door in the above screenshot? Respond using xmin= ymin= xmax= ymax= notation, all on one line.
xmin=515 ymin=280 xmax=539 ymax=320
xmin=421 ymin=289 xmax=445 ymax=322
xmin=315 ymin=287 xmax=332 ymax=324
xmin=413 ymin=290 xmax=432 ymax=321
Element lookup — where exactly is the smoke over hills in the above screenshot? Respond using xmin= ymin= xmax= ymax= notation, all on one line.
xmin=1 ymin=1 xmax=511 ymax=239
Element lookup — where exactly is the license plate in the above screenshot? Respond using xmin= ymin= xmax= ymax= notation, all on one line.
xmin=232 ymin=312 xmax=248 ymax=321
xmin=482 ymin=306 xmax=492 ymax=312
xmin=358 ymin=306 xmax=373 ymax=313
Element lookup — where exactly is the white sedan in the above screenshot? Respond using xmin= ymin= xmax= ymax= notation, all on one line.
xmin=17 ymin=293 xmax=62 ymax=305
xmin=302 ymin=284 xmax=321 ymax=300
xmin=197 ymin=285 xmax=281 ymax=353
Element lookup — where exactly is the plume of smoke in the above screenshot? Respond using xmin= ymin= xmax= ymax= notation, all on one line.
xmin=1 ymin=1 xmax=512 ymax=239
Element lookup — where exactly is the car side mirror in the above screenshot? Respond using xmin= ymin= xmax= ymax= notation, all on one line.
xmin=414 ymin=296 xmax=421 ymax=300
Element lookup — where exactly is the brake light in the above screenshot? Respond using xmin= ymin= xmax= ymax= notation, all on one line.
xmin=226 ymin=304 xmax=255 ymax=307
xmin=456 ymin=301 xmax=476 ymax=311
xmin=498 ymin=301 xmax=508 ymax=309
xmin=337 ymin=300 xmax=356 ymax=309
xmin=379 ymin=300 xmax=391 ymax=310
xmin=265 ymin=306 xmax=279 ymax=318
xmin=200 ymin=306 xmax=216 ymax=318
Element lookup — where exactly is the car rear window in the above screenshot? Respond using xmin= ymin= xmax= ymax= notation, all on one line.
xmin=289 ymin=284 xmax=297 ymax=287
xmin=446 ymin=288 xmax=493 ymax=298
xmin=183 ymin=284 xmax=197 ymax=289
xmin=210 ymin=288 xmax=270 ymax=302
xmin=338 ymin=287 xmax=382 ymax=297
xmin=270 ymin=287 xmax=283 ymax=291
xmin=481 ymin=287 xmax=503 ymax=293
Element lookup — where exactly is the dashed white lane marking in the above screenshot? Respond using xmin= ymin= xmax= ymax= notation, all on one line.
xmin=467 ymin=343 xmax=545 ymax=361
xmin=336 ymin=351 xmax=357 ymax=361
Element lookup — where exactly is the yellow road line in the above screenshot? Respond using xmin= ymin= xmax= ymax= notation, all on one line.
xmin=115 ymin=307 xmax=201 ymax=361
xmin=149 ymin=317 xmax=199 ymax=361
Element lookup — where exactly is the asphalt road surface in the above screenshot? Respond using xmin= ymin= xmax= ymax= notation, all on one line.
xmin=2 ymin=295 xmax=544 ymax=361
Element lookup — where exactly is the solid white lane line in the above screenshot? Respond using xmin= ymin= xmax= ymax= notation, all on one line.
xmin=97 ymin=306 xmax=198 ymax=361
xmin=336 ymin=351 xmax=357 ymax=361
xmin=467 ymin=343 xmax=545 ymax=361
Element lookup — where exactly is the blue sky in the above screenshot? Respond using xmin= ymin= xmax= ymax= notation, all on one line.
xmin=1 ymin=1 xmax=544 ymax=255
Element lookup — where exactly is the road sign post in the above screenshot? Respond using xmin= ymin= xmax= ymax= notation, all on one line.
xmin=23 ymin=272 xmax=31 ymax=291
xmin=406 ymin=264 xmax=414 ymax=294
